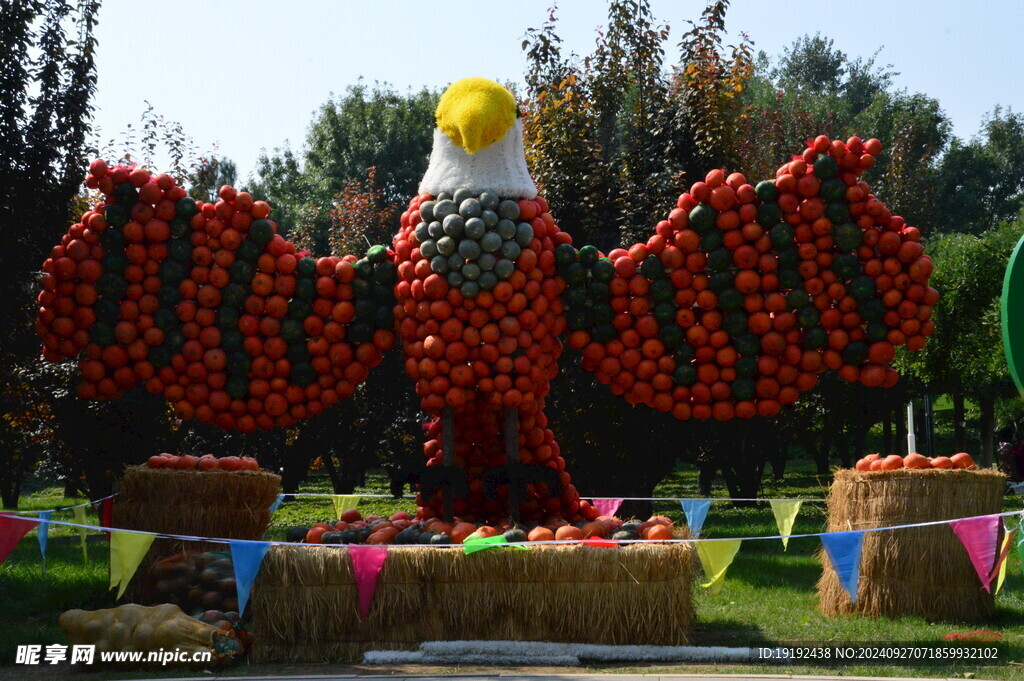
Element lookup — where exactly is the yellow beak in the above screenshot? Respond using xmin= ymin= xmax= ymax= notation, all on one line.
xmin=435 ymin=78 xmax=517 ymax=155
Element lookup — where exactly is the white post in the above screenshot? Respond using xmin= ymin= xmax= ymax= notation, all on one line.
xmin=906 ymin=401 xmax=917 ymax=455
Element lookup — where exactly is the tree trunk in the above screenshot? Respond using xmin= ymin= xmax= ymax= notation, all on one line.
xmin=953 ymin=382 xmax=966 ymax=452
xmin=979 ymin=394 xmax=996 ymax=467
xmin=812 ymin=431 xmax=830 ymax=474
xmin=883 ymin=410 xmax=892 ymax=453
xmin=697 ymin=459 xmax=716 ymax=496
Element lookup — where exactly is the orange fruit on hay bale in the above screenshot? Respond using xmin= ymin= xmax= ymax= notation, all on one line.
xmin=582 ymin=522 xmax=608 ymax=539
xmin=854 ymin=458 xmax=871 ymax=471
xmin=340 ymin=509 xmax=362 ymax=523
xmin=555 ymin=525 xmax=584 ymax=541
xmin=366 ymin=527 xmax=398 ymax=544
xmin=528 ymin=526 xmax=555 ymax=542
xmin=424 ymin=520 xmax=451 ymax=534
xmin=389 ymin=511 xmax=413 ymax=521
xmin=392 ymin=519 xmax=413 ymax=530
xmin=645 ymin=524 xmax=674 ymax=541
xmin=864 ymin=453 xmax=882 ymax=462
xmin=305 ymin=526 xmax=330 ymax=544
xmin=333 ymin=521 xmax=349 ymax=531
xmin=931 ymin=456 xmax=954 ymax=469
xmin=450 ymin=522 xmax=477 ymax=544
xmin=473 ymin=525 xmax=499 ymax=539
xmin=880 ymin=454 xmax=904 ymax=471
xmin=950 ymin=452 xmax=976 ymax=469
xmin=868 ymin=458 xmax=885 ymax=471
xmin=904 ymin=452 xmax=931 ymax=469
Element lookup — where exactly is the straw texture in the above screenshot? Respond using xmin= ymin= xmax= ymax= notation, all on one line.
xmin=112 ymin=465 xmax=280 ymax=600
xmin=251 ymin=541 xmax=696 ymax=663
xmin=817 ymin=468 xmax=1005 ymax=622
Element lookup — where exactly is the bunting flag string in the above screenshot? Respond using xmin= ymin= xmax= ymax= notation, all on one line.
xmin=109 ymin=530 xmax=155 ymax=598
xmin=951 ymin=515 xmax=1001 ymax=593
xmin=769 ymin=500 xmax=802 ymax=550
xmin=696 ymin=540 xmax=742 ymax=595
xmin=680 ymin=499 xmax=711 ymax=537
xmin=820 ymin=530 xmax=865 ymax=603
xmin=229 ymin=540 xmax=272 ymax=614
xmin=349 ymin=545 xmax=388 ymax=618
xmin=331 ymin=495 xmax=361 ymax=520
xmin=72 ymin=506 xmax=88 ymax=561
xmin=37 ymin=510 xmax=52 ymax=572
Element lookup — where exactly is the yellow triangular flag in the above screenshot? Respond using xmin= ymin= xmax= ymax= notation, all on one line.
xmin=331 ymin=495 xmax=360 ymax=519
xmin=769 ymin=500 xmax=803 ymax=550
xmin=73 ymin=506 xmax=88 ymax=561
xmin=696 ymin=539 xmax=742 ymax=595
xmin=109 ymin=531 xmax=155 ymax=598
xmin=996 ymin=530 xmax=1013 ymax=594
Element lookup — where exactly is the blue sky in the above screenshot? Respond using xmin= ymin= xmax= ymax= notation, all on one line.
xmin=89 ymin=0 xmax=1024 ymax=180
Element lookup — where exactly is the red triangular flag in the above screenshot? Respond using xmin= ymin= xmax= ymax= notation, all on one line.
xmin=348 ymin=545 xmax=387 ymax=619
xmin=582 ymin=538 xmax=619 ymax=548
xmin=0 ymin=515 xmax=40 ymax=565
xmin=951 ymin=515 xmax=1000 ymax=592
xmin=101 ymin=497 xmax=113 ymax=541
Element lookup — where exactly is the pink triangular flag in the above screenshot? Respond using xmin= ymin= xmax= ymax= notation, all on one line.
xmin=592 ymin=498 xmax=624 ymax=518
xmin=0 ymin=515 xmax=40 ymax=565
xmin=951 ymin=515 xmax=1000 ymax=592
xmin=349 ymin=545 xmax=388 ymax=618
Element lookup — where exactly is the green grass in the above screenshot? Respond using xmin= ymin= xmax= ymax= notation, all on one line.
xmin=2 ymin=464 xmax=1023 ymax=678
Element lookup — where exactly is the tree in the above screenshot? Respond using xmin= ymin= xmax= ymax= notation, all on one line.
xmin=900 ymin=218 xmax=1022 ymax=463
xmin=0 ymin=0 xmax=99 ymax=507
xmin=934 ymin=107 xmax=1024 ymax=235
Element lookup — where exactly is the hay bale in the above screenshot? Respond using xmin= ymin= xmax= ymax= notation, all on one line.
xmin=112 ymin=465 xmax=280 ymax=601
xmin=251 ymin=542 xmax=696 ymax=663
xmin=817 ymin=468 xmax=1005 ymax=622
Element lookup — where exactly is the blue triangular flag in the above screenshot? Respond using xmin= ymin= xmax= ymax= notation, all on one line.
xmin=821 ymin=530 xmax=865 ymax=603
xmin=229 ymin=540 xmax=272 ymax=615
xmin=269 ymin=493 xmax=285 ymax=514
xmin=680 ymin=499 xmax=711 ymax=537
xmin=37 ymin=510 xmax=52 ymax=571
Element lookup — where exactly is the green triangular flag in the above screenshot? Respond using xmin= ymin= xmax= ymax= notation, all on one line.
xmin=697 ymin=539 xmax=742 ymax=595
xmin=463 ymin=534 xmax=528 ymax=554
xmin=769 ymin=500 xmax=803 ymax=550
xmin=109 ymin=531 xmax=155 ymax=598
xmin=73 ymin=506 xmax=88 ymax=561
xmin=331 ymin=495 xmax=360 ymax=520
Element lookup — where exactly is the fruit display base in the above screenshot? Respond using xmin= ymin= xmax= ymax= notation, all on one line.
xmin=113 ymin=465 xmax=281 ymax=601
xmin=250 ymin=542 xmax=696 ymax=663
xmin=817 ymin=468 xmax=1005 ymax=622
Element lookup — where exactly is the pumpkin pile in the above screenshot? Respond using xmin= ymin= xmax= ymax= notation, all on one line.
xmin=37 ymin=162 xmax=396 ymax=432
xmin=286 ymin=509 xmax=676 ymax=545
xmin=145 ymin=452 xmax=260 ymax=471
xmin=854 ymin=451 xmax=976 ymax=471
xmin=147 ymin=551 xmax=238 ymax=614
xmin=193 ymin=609 xmax=251 ymax=654
xmin=561 ymin=136 xmax=936 ymax=421
xmin=394 ymin=189 xmax=581 ymax=523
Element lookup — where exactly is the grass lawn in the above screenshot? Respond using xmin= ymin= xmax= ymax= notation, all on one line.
xmin=1 ymin=462 xmax=1022 ymax=679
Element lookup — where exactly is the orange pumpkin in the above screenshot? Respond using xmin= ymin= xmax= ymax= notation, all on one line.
xmin=450 ymin=522 xmax=477 ymax=544
xmin=931 ymin=456 xmax=954 ymax=469
xmin=474 ymin=525 xmax=499 ymax=539
xmin=880 ymin=454 xmax=904 ymax=470
xmin=869 ymin=458 xmax=884 ymax=471
xmin=863 ymin=453 xmax=882 ymax=462
xmin=581 ymin=522 xmax=608 ymax=539
xmin=855 ymin=458 xmax=871 ymax=471
xmin=366 ymin=527 xmax=398 ymax=544
xmin=950 ymin=452 xmax=976 ymax=469
xmin=645 ymin=524 xmax=673 ymax=541
xmin=555 ymin=525 xmax=584 ymax=541
xmin=528 ymin=526 xmax=555 ymax=542
xmin=904 ymin=452 xmax=931 ymax=469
